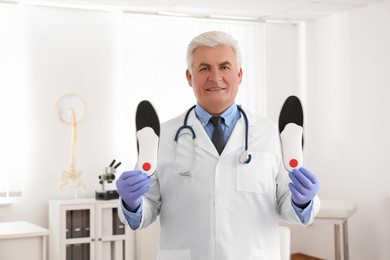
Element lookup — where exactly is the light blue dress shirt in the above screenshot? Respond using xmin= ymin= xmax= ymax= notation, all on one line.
xmin=121 ymin=102 xmax=313 ymax=229
xmin=195 ymin=101 xmax=241 ymax=146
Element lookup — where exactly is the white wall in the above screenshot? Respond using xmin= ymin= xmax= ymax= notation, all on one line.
xmin=265 ymin=23 xmax=301 ymax=122
xmin=287 ymin=1 xmax=390 ymax=259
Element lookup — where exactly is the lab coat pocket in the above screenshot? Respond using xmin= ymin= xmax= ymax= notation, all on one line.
xmin=237 ymin=152 xmax=275 ymax=193
xmin=158 ymin=250 xmax=191 ymax=260
xmin=249 ymin=249 xmax=280 ymax=260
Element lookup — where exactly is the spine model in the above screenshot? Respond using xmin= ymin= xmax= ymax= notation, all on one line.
xmin=59 ymin=110 xmax=86 ymax=194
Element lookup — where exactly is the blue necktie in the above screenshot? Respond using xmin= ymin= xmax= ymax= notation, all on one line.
xmin=210 ymin=116 xmax=224 ymax=155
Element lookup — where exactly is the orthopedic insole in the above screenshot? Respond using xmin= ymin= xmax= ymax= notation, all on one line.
xmin=279 ymin=96 xmax=304 ymax=172
xmin=136 ymin=100 xmax=160 ymax=176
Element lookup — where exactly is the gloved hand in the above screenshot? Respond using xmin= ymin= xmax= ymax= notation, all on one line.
xmin=116 ymin=170 xmax=152 ymax=212
xmin=289 ymin=167 xmax=320 ymax=207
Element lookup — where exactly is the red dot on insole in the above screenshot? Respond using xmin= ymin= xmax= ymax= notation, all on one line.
xmin=289 ymin=159 xmax=298 ymax=168
xmin=142 ymin=162 xmax=151 ymax=171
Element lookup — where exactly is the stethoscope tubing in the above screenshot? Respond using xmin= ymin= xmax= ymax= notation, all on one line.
xmin=174 ymin=105 xmax=197 ymax=142
xmin=237 ymin=105 xmax=249 ymax=152
xmin=174 ymin=105 xmax=251 ymax=164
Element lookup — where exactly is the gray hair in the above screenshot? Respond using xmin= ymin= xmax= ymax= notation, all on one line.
xmin=186 ymin=31 xmax=242 ymax=72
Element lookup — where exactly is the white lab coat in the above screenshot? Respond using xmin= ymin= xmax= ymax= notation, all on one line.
xmin=120 ymin=107 xmax=320 ymax=260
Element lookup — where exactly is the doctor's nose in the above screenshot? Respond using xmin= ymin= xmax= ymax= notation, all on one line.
xmin=208 ymin=70 xmax=222 ymax=82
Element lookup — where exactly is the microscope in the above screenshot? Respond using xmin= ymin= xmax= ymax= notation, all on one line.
xmin=95 ymin=159 xmax=121 ymax=200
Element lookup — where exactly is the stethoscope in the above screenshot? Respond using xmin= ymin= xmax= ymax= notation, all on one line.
xmin=174 ymin=105 xmax=252 ymax=167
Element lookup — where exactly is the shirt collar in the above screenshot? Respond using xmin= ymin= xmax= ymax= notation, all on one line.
xmin=195 ymin=102 xmax=238 ymax=128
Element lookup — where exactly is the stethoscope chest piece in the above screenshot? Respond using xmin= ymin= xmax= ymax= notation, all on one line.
xmin=240 ymin=150 xmax=252 ymax=164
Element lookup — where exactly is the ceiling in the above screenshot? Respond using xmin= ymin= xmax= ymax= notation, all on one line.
xmin=2 ymin=0 xmax=386 ymax=22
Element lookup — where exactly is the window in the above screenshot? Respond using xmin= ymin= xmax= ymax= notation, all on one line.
xmin=0 ymin=4 xmax=23 ymax=199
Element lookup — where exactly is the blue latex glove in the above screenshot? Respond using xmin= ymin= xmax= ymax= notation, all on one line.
xmin=289 ymin=167 xmax=320 ymax=207
xmin=116 ymin=170 xmax=152 ymax=212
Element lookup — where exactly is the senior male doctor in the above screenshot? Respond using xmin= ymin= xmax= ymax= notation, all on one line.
xmin=117 ymin=31 xmax=320 ymax=260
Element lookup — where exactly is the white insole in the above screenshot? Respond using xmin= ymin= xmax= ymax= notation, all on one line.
xmin=137 ymin=127 xmax=159 ymax=176
xmin=280 ymin=123 xmax=303 ymax=172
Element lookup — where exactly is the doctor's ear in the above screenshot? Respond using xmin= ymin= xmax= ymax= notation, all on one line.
xmin=186 ymin=69 xmax=193 ymax=87
xmin=238 ymin=68 xmax=243 ymax=83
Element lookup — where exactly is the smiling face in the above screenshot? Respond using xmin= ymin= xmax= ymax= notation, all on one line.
xmin=186 ymin=45 xmax=243 ymax=116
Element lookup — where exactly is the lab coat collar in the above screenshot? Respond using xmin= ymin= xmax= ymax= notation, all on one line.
xmin=185 ymin=108 xmax=220 ymax=157
xmin=195 ymin=102 xmax=238 ymax=130
xmin=184 ymin=105 xmax=257 ymax=159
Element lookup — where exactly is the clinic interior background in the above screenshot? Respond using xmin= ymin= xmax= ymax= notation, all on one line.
xmin=1 ymin=1 xmax=390 ymax=259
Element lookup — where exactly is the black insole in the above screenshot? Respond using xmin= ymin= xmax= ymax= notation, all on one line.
xmin=136 ymin=100 xmax=160 ymax=136
xmin=278 ymin=95 xmax=303 ymax=133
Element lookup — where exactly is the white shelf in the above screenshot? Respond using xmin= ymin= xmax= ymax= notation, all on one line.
xmin=0 ymin=198 xmax=12 ymax=207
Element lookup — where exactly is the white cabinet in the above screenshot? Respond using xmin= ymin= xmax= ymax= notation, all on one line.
xmin=49 ymin=199 xmax=133 ymax=260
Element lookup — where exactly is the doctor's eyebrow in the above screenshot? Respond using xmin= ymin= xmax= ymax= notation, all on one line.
xmin=197 ymin=61 xmax=232 ymax=70
xmin=197 ymin=63 xmax=211 ymax=69
xmin=219 ymin=61 xmax=231 ymax=67
xmin=219 ymin=62 xmax=232 ymax=69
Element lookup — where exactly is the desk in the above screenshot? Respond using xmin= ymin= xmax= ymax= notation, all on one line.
xmin=0 ymin=221 xmax=49 ymax=260
xmin=315 ymin=200 xmax=357 ymax=260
